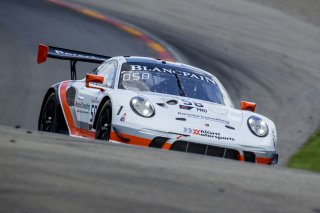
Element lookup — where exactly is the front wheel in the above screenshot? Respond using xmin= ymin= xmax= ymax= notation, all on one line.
xmin=95 ymin=100 xmax=112 ymax=140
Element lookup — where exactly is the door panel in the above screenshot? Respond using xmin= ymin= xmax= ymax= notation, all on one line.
xmin=76 ymin=60 xmax=118 ymax=131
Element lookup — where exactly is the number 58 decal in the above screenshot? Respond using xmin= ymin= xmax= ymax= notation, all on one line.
xmin=90 ymin=105 xmax=98 ymax=123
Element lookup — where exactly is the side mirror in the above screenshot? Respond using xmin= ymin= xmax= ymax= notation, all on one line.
xmin=240 ymin=101 xmax=256 ymax=112
xmin=85 ymin=74 xmax=105 ymax=91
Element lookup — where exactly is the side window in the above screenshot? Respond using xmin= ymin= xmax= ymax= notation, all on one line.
xmin=96 ymin=60 xmax=117 ymax=88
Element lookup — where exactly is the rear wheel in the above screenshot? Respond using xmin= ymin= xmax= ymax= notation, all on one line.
xmin=95 ymin=100 xmax=112 ymax=140
xmin=39 ymin=93 xmax=58 ymax=132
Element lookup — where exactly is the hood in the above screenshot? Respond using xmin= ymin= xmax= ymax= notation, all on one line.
xmin=137 ymin=91 xmax=243 ymax=131
xmin=111 ymin=89 xmax=276 ymax=148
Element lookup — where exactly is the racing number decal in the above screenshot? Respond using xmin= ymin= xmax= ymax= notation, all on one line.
xmin=90 ymin=105 xmax=98 ymax=123
xmin=180 ymin=99 xmax=207 ymax=112
xmin=181 ymin=99 xmax=204 ymax=108
xmin=123 ymin=72 xmax=150 ymax=81
xmin=194 ymin=102 xmax=204 ymax=108
xmin=182 ymin=99 xmax=192 ymax=105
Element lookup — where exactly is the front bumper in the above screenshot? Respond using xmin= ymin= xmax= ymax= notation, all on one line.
xmin=110 ymin=125 xmax=278 ymax=165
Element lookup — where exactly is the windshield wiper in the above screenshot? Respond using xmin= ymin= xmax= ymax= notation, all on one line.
xmin=174 ymin=72 xmax=186 ymax=97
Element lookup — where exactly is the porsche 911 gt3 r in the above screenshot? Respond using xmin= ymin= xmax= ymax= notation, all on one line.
xmin=37 ymin=44 xmax=278 ymax=165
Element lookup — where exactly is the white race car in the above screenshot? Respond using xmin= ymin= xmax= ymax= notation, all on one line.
xmin=37 ymin=44 xmax=278 ymax=165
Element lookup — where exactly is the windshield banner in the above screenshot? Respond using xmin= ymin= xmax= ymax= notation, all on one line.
xmin=122 ymin=63 xmax=216 ymax=84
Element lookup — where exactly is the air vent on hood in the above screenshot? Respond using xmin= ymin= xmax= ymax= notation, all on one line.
xmin=156 ymin=103 xmax=168 ymax=108
xmin=225 ymin=125 xmax=235 ymax=130
xmin=166 ymin=100 xmax=178 ymax=105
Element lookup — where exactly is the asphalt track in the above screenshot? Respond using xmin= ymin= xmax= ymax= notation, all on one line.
xmin=1 ymin=126 xmax=320 ymax=213
xmin=1 ymin=0 xmax=320 ymax=212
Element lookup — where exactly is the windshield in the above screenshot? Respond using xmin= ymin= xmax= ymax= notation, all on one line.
xmin=118 ymin=62 xmax=234 ymax=107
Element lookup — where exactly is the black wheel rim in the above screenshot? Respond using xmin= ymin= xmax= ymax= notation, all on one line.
xmin=96 ymin=103 xmax=112 ymax=140
xmin=40 ymin=95 xmax=56 ymax=132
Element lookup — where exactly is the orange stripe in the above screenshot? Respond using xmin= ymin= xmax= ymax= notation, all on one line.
xmin=256 ymin=157 xmax=273 ymax=164
xmin=110 ymin=131 xmax=151 ymax=146
xmin=59 ymin=82 xmax=95 ymax=138
xmin=78 ymin=128 xmax=95 ymax=138
xmin=239 ymin=155 xmax=245 ymax=162
xmin=239 ymin=155 xmax=272 ymax=164
xmin=60 ymin=82 xmax=76 ymax=135
xmin=162 ymin=142 xmax=172 ymax=150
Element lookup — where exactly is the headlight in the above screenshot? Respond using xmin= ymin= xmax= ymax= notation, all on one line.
xmin=130 ymin=96 xmax=155 ymax=118
xmin=247 ymin=116 xmax=268 ymax=137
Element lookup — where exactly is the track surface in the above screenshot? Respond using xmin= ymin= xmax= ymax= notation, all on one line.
xmin=1 ymin=126 xmax=320 ymax=213
xmin=1 ymin=0 xmax=320 ymax=212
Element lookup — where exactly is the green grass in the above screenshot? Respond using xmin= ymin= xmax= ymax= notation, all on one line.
xmin=288 ymin=130 xmax=320 ymax=172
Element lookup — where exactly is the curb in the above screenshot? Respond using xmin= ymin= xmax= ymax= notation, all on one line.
xmin=48 ymin=0 xmax=176 ymax=61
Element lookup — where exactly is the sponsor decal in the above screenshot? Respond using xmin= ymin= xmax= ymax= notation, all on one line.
xmin=75 ymin=101 xmax=91 ymax=114
xmin=120 ymin=113 xmax=126 ymax=122
xmin=75 ymin=101 xmax=90 ymax=110
xmin=183 ymin=127 xmax=193 ymax=134
xmin=91 ymin=98 xmax=99 ymax=104
xmin=196 ymin=108 xmax=207 ymax=113
xmin=193 ymin=129 xmax=201 ymax=135
xmin=183 ymin=127 xmax=235 ymax=141
xmin=128 ymin=65 xmax=216 ymax=84
xmin=54 ymin=50 xmax=106 ymax=61
xmin=179 ymin=105 xmax=194 ymax=110
xmin=176 ymin=135 xmax=183 ymax=140
xmin=178 ymin=112 xmax=229 ymax=125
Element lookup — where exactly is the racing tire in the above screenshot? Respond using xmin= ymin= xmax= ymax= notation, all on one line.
xmin=95 ymin=100 xmax=112 ymax=141
xmin=38 ymin=93 xmax=59 ymax=133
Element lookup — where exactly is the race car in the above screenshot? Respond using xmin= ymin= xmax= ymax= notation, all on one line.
xmin=37 ymin=44 xmax=278 ymax=165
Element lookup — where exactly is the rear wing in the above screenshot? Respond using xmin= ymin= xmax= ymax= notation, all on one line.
xmin=37 ymin=44 xmax=111 ymax=80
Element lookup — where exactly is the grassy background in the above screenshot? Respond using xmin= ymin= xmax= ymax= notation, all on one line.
xmin=288 ymin=130 xmax=320 ymax=172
